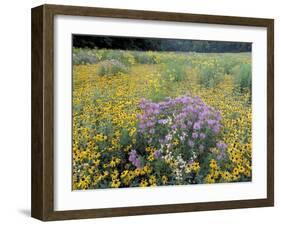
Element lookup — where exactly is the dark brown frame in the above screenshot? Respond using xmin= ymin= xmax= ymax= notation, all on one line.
xmin=31 ymin=4 xmax=274 ymax=221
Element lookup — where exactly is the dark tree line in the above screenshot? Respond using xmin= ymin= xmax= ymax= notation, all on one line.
xmin=73 ymin=35 xmax=251 ymax=53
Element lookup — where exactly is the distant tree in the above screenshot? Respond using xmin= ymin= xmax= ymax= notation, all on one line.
xmin=72 ymin=35 xmax=251 ymax=53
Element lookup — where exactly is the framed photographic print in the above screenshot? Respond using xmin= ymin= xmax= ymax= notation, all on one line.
xmin=31 ymin=4 xmax=274 ymax=221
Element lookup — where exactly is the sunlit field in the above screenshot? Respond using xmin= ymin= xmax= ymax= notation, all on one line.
xmin=72 ymin=48 xmax=252 ymax=190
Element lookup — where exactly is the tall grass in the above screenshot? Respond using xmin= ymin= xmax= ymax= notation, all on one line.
xmin=101 ymin=50 xmax=135 ymax=66
xmin=73 ymin=48 xmax=252 ymax=93
xmin=161 ymin=59 xmax=187 ymax=82
xmin=132 ymin=51 xmax=159 ymax=64
xmin=197 ymin=61 xmax=224 ymax=88
xmin=73 ymin=48 xmax=98 ymax=65
xmin=231 ymin=63 xmax=252 ymax=92
xmin=96 ymin=59 xmax=129 ymax=76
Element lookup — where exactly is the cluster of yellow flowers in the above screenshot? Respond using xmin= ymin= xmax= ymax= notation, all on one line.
xmin=185 ymin=64 xmax=252 ymax=183
xmin=72 ymin=51 xmax=252 ymax=189
xmin=205 ymin=79 xmax=251 ymax=183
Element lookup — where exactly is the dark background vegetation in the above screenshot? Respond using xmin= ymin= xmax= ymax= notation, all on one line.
xmin=73 ymin=35 xmax=251 ymax=53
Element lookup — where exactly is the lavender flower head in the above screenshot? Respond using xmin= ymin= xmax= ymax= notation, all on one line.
xmin=154 ymin=149 xmax=161 ymax=158
xmin=129 ymin=150 xmax=142 ymax=168
xmin=192 ymin=132 xmax=198 ymax=139
xmin=216 ymin=141 xmax=227 ymax=150
xmin=137 ymin=95 xmax=223 ymax=160
xmin=193 ymin=122 xmax=201 ymax=130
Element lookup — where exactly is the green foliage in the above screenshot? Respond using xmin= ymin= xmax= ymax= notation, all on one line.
xmin=119 ymin=128 xmax=131 ymax=147
xmin=73 ymin=103 xmax=83 ymax=114
xmin=73 ymin=48 xmax=98 ymax=65
xmin=132 ymin=51 xmax=158 ymax=64
xmin=197 ymin=60 xmax=224 ymax=88
xmin=161 ymin=58 xmax=187 ymax=82
xmin=148 ymin=87 xmax=168 ymax=102
xmin=96 ymin=59 xmax=129 ymax=76
xmin=231 ymin=63 xmax=252 ymax=92
xmin=218 ymin=55 xmax=241 ymax=74
xmin=73 ymin=35 xmax=251 ymax=53
xmin=101 ymin=50 xmax=135 ymax=66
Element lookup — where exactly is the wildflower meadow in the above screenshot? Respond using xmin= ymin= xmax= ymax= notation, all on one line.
xmin=72 ymin=37 xmax=252 ymax=190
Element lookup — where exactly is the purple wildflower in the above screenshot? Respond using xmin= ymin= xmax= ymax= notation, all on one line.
xmin=207 ymin=119 xmax=215 ymax=126
xmin=154 ymin=150 xmax=161 ymax=158
xmin=193 ymin=122 xmax=201 ymax=130
xmin=212 ymin=125 xmax=220 ymax=134
xmin=188 ymin=140 xmax=194 ymax=147
xmin=171 ymin=124 xmax=177 ymax=130
xmin=158 ymin=119 xmax=168 ymax=124
xmin=134 ymin=158 xmax=141 ymax=168
xmin=199 ymin=133 xmax=206 ymax=139
xmin=192 ymin=132 xmax=198 ymax=139
xmin=216 ymin=141 xmax=227 ymax=150
xmin=129 ymin=150 xmax=142 ymax=168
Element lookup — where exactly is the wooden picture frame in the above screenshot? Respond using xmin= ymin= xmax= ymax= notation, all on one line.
xmin=31 ymin=4 xmax=274 ymax=221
